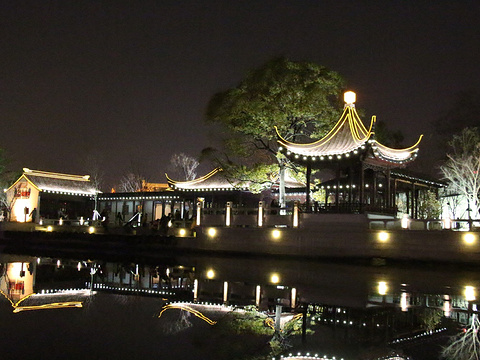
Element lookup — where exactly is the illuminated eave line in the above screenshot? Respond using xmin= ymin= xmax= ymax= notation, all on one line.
xmin=42 ymin=189 xmax=96 ymax=196
xmin=98 ymin=195 xmax=180 ymax=200
xmin=6 ymin=175 xmax=42 ymax=192
xmin=275 ymin=107 xmax=351 ymax=148
xmin=373 ymin=134 xmax=423 ymax=153
xmin=166 ymin=168 xmax=222 ymax=186
xmin=277 ymin=107 xmax=373 ymax=156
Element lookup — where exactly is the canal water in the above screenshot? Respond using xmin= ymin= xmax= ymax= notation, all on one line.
xmin=1 ymin=249 xmax=479 ymax=360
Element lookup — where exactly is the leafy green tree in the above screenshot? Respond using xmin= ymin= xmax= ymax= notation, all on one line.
xmin=204 ymin=57 xmax=345 ymax=205
xmin=418 ymin=190 xmax=442 ymax=219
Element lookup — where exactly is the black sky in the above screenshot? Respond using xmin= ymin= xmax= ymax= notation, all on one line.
xmin=1 ymin=1 xmax=479 ymax=189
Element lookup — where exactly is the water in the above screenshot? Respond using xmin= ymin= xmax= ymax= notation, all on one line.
xmin=1 ymin=249 xmax=479 ymax=360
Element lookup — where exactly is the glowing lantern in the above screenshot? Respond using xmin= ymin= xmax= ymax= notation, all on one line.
xmin=344 ymin=91 xmax=356 ymax=104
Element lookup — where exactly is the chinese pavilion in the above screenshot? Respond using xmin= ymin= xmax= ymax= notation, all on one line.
xmin=276 ymin=91 xmax=442 ymax=217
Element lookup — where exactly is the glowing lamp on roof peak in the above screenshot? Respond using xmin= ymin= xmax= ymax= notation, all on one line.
xmin=344 ymin=91 xmax=356 ymax=105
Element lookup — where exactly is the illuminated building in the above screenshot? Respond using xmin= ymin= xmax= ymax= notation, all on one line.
xmin=4 ymin=168 xmax=98 ymax=223
xmin=277 ymin=91 xmax=445 ymax=217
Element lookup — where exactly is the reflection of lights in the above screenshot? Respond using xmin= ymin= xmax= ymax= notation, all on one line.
xmin=465 ymin=286 xmax=476 ymax=301
xmin=56 ymin=260 xmax=61 ymax=268
xmin=206 ymin=269 xmax=215 ymax=279
xmin=378 ymin=281 xmax=388 ymax=295
xmin=79 ymin=217 xmax=84 ymax=225
xmin=13 ymin=302 xmax=83 ymax=313
xmin=400 ymin=292 xmax=408 ymax=312
xmin=272 ymin=229 xmax=281 ymax=239
xmin=443 ymin=295 xmax=451 ymax=317
xmin=207 ymin=228 xmax=216 ymax=237
xmin=464 ymin=233 xmax=476 ymax=245
xmin=158 ymin=303 xmax=217 ymax=325
xmin=77 ymin=262 xmax=82 ymax=271
xmin=59 ymin=218 xmax=63 ymax=226
xmin=0 ymin=290 xmax=84 ymax=313
xmin=270 ymin=273 xmax=280 ymax=284
xmin=378 ymin=232 xmax=389 ymax=242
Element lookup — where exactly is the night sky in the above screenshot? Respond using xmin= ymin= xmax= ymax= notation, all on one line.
xmin=1 ymin=1 xmax=479 ymax=189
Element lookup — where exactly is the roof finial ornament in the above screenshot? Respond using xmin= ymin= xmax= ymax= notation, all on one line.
xmin=344 ymin=91 xmax=356 ymax=107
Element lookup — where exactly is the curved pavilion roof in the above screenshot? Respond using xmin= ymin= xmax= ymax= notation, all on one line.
xmin=277 ymin=91 xmax=422 ymax=166
xmin=166 ymin=168 xmax=245 ymax=191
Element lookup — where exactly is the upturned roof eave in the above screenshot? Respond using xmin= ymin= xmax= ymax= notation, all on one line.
xmin=276 ymin=105 xmax=374 ymax=157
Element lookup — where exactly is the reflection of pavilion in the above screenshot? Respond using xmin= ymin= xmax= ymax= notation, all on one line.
xmin=0 ymin=259 xmax=35 ymax=303
xmin=0 ymin=256 xmax=89 ymax=312
xmin=277 ymin=91 xmax=444 ymax=217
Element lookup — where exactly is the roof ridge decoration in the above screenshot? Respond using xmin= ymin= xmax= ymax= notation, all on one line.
xmin=276 ymin=91 xmax=422 ymax=165
xmin=22 ymin=168 xmax=91 ymax=181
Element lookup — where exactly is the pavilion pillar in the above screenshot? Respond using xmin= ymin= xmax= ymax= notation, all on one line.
xmin=386 ymin=169 xmax=391 ymax=211
xmin=372 ymin=174 xmax=377 ymax=208
xmin=393 ymin=179 xmax=398 ymax=212
xmin=360 ymin=163 xmax=365 ymax=213
xmin=305 ymin=163 xmax=312 ymax=213
xmin=412 ymin=184 xmax=419 ymax=219
xmin=335 ymin=165 xmax=340 ymax=211
xmin=348 ymin=167 xmax=353 ymax=207
xmin=406 ymin=188 xmax=410 ymax=216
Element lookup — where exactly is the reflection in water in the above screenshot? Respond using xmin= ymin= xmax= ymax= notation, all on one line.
xmin=1 ymin=252 xmax=480 ymax=359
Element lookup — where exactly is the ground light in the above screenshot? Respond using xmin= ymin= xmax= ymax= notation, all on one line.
xmin=378 ymin=231 xmax=389 ymax=242
xmin=206 ymin=269 xmax=215 ymax=279
xmin=207 ymin=228 xmax=216 ymax=237
xmin=270 ymin=273 xmax=280 ymax=284
xmin=378 ymin=281 xmax=388 ymax=295
xmin=464 ymin=233 xmax=476 ymax=245
xmin=272 ymin=229 xmax=281 ymax=239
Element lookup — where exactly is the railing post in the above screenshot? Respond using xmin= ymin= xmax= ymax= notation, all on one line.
xmin=196 ymin=201 xmax=202 ymax=226
xmin=258 ymin=201 xmax=264 ymax=227
xmin=255 ymin=285 xmax=261 ymax=308
xmin=293 ymin=201 xmax=299 ymax=228
xmin=223 ymin=281 xmax=229 ymax=304
xmin=193 ymin=279 xmax=198 ymax=302
xmin=401 ymin=214 xmax=410 ymax=229
xmin=443 ymin=216 xmax=451 ymax=230
xmin=225 ymin=201 xmax=232 ymax=227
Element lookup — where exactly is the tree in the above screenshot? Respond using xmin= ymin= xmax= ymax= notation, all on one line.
xmin=440 ymin=127 xmax=480 ymax=223
xmin=418 ymin=190 xmax=442 ymax=219
xmin=80 ymin=153 xmax=105 ymax=192
xmin=169 ymin=153 xmax=199 ymax=181
xmin=204 ymin=57 xmax=345 ymax=205
xmin=118 ymin=173 xmax=144 ymax=193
